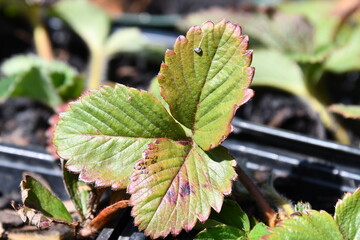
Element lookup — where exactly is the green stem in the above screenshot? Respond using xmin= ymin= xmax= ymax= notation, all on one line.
xmin=29 ymin=4 xmax=53 ymax=60
xmin=88 ymin=50 xmax=105 ymax=89
xmin=34 ymin=23 xmax=54 ymax=60
xmin=235 ymin=165 xmax=277 ymax=227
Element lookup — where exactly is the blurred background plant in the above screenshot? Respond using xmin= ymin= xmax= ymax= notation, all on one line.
xmin=179 ymin=0 xmax=360 ymax=144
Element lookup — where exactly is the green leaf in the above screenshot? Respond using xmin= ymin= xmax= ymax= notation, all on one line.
xmin=325 ymin=27 xmax=360 ymax=73
xmin=21 ymin=175 xmax=73 ymax=222
xmin=53 ymin=0 xmax=110 ymax=50
xmin=0 ymin=67 xmax=63 ymax=108
xmin=248 ymin=222 xmax=269 ymax=240
xmin=251 ymin=49 xmax=307 ymax=96
xmin=53 ymin=84 xmax=186 ymax=189
xmin=0 ymin=54 xmax=84 ymax=104
xmin=195 ymin=224 xmax=246 ymax=240
xmin=128 ymin=139 xmax=236 ymax=238
xmin=262 ymin=210 xmax=343 ymax=240
xmin=208 ymin=200 xmax=250 ymax=231
xmin=334 ymin=188 xmax=360 ymax=240
xmin=329 ymin=104 xmax=360 ymax=120
xmin=62 ymin=161 xmax=92 ymax=220
xmin=1 ymin=54 xmax=76 ymax=78
xmin=105 ymin=28 xmax=146 ymax=57
xmin=158 ymin=20 xmax=254 ymax=150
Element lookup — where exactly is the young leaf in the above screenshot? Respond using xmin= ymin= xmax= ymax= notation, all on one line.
xmin=325 ymin=27 xmax=360 ymax=73
xmin=158 ymin=20 xmax=254 ymax=150
xmin=195 ymin=224 xmax=246 ymax=240
xmin=53 ymin=84 xmax=186 ymax=189
xmin=251 ymin=49 xmax=307 ymax=97
xmin=334 ymin=188 xmax=360 ymax=239
xmin=21 ymin=175 xmax=73 ymax=223
xmin=62 ymin=162 xmax=92 ymax=220
xmin=53 ymin=0 xmax=110 ymax=51
xmin=0 ymin=55 xmax=84 ymax=105
xmin=262 ymin=210 xmax=343 ymax=240
xmin=207 ymin=200 xmax=250 ymax=231
xmin=329 ymin=104 xmax=360 ymax=119
xmin=105 ymin=28 xmax=146 ymax=57
xmin=0 ymin=67 xmax=63 ymax=108
xmin=128 ymin=139 xmax=236 ymax=238
xmin=248 ymin=222 xmax=269 ymax=240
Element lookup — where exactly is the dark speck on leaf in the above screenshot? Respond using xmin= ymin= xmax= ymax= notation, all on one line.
xmin=166 ymin=190 xmax=177 ymax=204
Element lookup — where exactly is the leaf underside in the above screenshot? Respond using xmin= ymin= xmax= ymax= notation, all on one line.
xmin=158 ymin=19 xmax=254 ymax=150
xmin=54 ymin=85 xmax=186 ymax=189
xmin=128 ymin=139 xmax=236 ymax=238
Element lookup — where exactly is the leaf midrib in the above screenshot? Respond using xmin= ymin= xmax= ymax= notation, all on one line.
xmin=190 ymin=24 xmax=237 ymax=134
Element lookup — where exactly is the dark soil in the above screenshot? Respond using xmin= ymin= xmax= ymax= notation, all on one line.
xmin=236 ymin=87 xmax=327 ymax=139
xmin=0 ymin=98 xmax=53 ymax=147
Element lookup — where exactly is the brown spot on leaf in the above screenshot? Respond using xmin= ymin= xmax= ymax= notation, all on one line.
xmin=180 ymin=182 xmax=191 ymax=197
xmin=178 ymin=141 xmax=189 ymax=146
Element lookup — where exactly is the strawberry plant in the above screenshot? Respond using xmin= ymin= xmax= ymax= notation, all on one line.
xmin=263 ymin=188 xmax=360 ymax=240
xmin=13 ymin=18 xmax=360 ymax=240
xmin=52 ymin=19 xmax=255 ymax=238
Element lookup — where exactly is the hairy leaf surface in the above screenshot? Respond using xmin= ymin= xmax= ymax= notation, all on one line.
xmin=128 ymin=139 xmax=236 ymax=238
xmin=54 ymin=84 xmax=186 ymax=189
xmin=158 ymin=20 xmax=254 ymax=150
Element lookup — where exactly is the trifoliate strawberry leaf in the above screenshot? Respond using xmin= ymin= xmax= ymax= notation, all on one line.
xmin=334 ymin=188 xmax=360 ymax=240
xmin=262 ymin=210 xmax=343 ymax=240
xmin=329 ymin=104 xmax=360 ymax=119
xmin=195 ymin=224 xmax=246 ymax=240
xmin=158 ymin=20 xmax=254 ymax=150
xmin=128 ymin=139 xmax=236 ymax=238
xmin=53 ymin=84 xmax=186 ymax=189
xmin=20 ymin=175 xmax=73 ymax=223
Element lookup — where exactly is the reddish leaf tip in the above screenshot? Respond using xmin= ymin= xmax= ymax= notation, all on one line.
xmin=202 ymin=20 xmax=215 ymax=28
xmin=240 ymin=88 xmax=255 ymax=106
xmin=177 ymin=35 xmax=187 ymax=42
xmin=165 ymin=49 xmax=175 ymax=55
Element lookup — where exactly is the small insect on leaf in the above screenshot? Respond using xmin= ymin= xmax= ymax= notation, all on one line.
xmin=194 ymin=47 xmax=202 ymax=54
